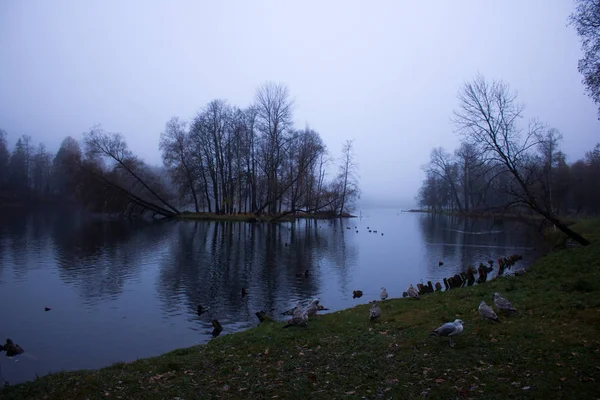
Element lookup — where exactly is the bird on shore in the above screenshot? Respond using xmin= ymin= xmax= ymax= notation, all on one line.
xmin=431 ymin=319 xmax=464 ymax=347
xmin=439 ymin=261 xmax=444 ymax=266
xmin=1 ymin=338 xmax=24 ymax=356
xmin=283 ymin=311 xmax=308 ymax=328
xmin=407 ymin=284 xmax=420 ymax=300
xmin=305 ymin=299 xmax=320 ymax=318
xmin=255 ymin=310 xmax=268 ymax=323
xmin=478 ymin=300 xmax=501 ymax=323
xmin=197 ymin=305 xmax=211 ymax=316
xmin=380 ymin=287 xmax=389 ymax=301
xmin=369 ymin=301 xmax=381 ymax=321
xmin=211 ymin=319 xmax=223 ymax=337
xmin=282 ymin=302 xmax=302 ymax=317
xmin=493 ymin=292 xmax=517 ymax=315
xmin=352 ymin=290 xmax=363 ymax=299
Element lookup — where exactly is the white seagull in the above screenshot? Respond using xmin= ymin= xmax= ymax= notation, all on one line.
xmin=304 ymin=298 xmax=320 ymax=318
xmin=369 ymin=300 xmax=381 ymax=321
xmin=493 ymin=292 xmax=517 ymax=315
xmin=431 ymin=319 xmax=465 ymax=347
xmin=407 ymin=284 xmax=420 ymax=300
xmin=283 ymin=311 xmax=308 ymax=328
xmin=478 ymin=300 xmax=501 ymax=323
xmin=282 ymin=302 xmax=303 ymax=317
xmin=380 ymin=287 xmax=389 ymax=301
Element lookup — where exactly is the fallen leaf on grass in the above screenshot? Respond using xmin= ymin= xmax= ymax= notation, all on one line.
xmin=435 ymin=378 xmax=445 ymax=383
xmin=345 ymin=391 xmax=356 ymax=395
xmin=560 ymin=377 xmax=567 ymax=382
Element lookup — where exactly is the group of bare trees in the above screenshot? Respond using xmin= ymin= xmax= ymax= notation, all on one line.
xmin=0 ymin=82 xmax=360 ymax=219
xmin=417 ymin=75 xmax=597 ymax=245
xmin=159 ymin=82 xmax=359 ymax=217
xmin=0 ymin=129 xmax=54 ymax=202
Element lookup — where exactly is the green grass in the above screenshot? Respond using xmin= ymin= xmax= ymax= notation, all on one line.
xmin=3 ymin=221 xmax=600 ymax=399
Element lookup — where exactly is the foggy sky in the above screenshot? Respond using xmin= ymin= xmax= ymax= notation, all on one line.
xmin=1 ymin=1 xmax=598 ymax=209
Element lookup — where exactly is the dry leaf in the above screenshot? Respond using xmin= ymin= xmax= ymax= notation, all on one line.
xmin=345 ymin=391 xmax=356 ymax=395
xmin=560 ymin=377 xmax=567 ymax=382
xmin=435 ymin=378 xmax=445 ymax=383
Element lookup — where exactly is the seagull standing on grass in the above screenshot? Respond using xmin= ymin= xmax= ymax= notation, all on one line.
xmin=407 ymin=284 xmax=420 ymax=299
xmin=380 ymin=287 xmax=389 ymax=301
xmin=431 ymin=319 xmax=464 ymax=347
xmin=493 ymin=292 xmax=517 ymax=315
xmin=282 ymin=302 xmax=302 ymax=317
xmin=369 ymin=301 xmax=381 ymax=321
xmin=305 ymin=299 xmax=320 ymax=318
xmin=478 ymin=300 xmax=501 ymax=323
xmin=283 ymin=311 xmax=308 ymax=328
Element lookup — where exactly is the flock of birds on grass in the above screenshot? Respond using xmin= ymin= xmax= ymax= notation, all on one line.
xmin=277 ymin=285 xmax=518 ymax=348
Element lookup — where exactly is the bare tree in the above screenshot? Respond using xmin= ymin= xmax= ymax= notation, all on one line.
xmin=84 ymin=126 xmax=180 ymax=215
xmin=338 ymin=139 xmax=359 ymax=216
xmin=254 ymin=82 xmax=294 ymax=214
xmin=423 ymin=147 xmax=462 ymax=211
xmin=452 ymin=74 xmax=590 ymax=246
xmin=569 ymin=0 xmax=600 ymax=119
xmin=535 ymin=127 xmax=564 ymax=212
xmin=160 ymin=117 xmax=202 ymax=212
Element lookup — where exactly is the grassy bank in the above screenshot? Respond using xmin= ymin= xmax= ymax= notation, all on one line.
xmin=175 ymin=211 xmax=355 ymax=223
xmin=3 ymin=221 xmax=600 ymax=399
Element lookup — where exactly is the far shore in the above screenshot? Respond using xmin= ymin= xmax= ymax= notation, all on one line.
xmin=174 ymin=211 xmax=356 ymax=223
xmin=404 ymin=208 xmax=581 ymax=223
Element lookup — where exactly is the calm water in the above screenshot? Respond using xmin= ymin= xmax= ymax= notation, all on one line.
xmin=0 ymin=208 xmax=546 ymax=384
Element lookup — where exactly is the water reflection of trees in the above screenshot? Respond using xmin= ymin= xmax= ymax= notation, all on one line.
xmin=417 ymin=214 xmax=543 ymax=279
xmin=156 ymin=218 xmax=354 ymax=327
xmin=51 ymin=213 xmax=171 ymax=304
xmin=0 ymin=210 xmax=61 ymax=279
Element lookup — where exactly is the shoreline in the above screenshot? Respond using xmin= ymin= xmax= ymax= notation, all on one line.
xmin=2 ymin=219 xmax=598 ymax=399
xmin=174 ymin=211 xmax=357 ymax=222
xmin=405 ymin=209 xmax=582 ymax=223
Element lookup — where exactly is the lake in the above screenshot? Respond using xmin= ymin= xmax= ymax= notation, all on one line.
xmin=0 ymin=208 xmax=546 ymax=385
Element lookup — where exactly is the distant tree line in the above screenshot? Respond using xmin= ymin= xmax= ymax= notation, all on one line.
xmin=417 ymin=75 xmax=597 ymax=246
xmin=0 ymin=82 xmax=360 ymax=218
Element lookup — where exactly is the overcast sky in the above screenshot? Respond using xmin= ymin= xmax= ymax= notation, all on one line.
xmin=1 ymin=0 xmax=598 ymax=208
